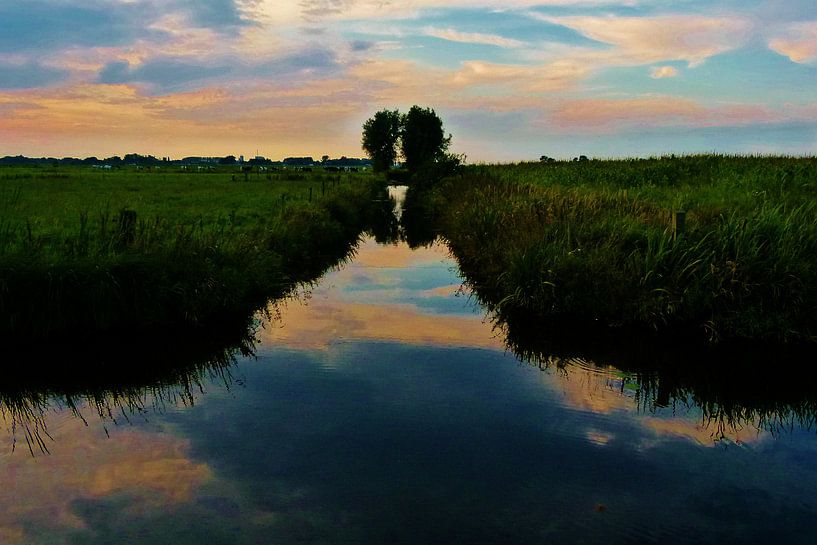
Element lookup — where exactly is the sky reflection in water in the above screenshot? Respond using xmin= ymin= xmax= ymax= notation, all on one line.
xmin=2 ymin=237 xmax=817 ymax=544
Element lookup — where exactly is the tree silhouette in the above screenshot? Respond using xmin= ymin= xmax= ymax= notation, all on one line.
xmin=401 ymin=106 xmax=450 ymax=174
xmin=362 ymin=109 xmax=402 ymax=173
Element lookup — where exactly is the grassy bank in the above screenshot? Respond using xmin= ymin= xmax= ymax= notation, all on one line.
xmin=0 ymin=165 xmax=381 ymax=338
xmin=423 ymin=155 xmax=817 ymax=343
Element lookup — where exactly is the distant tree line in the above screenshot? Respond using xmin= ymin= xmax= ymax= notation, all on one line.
xmin=1 ymin=154 xmax=171 ymax=167
xmin=0 ymin=154 xmax=373 ymax=168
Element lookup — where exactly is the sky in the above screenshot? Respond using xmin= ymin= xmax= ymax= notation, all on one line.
xmin=0 ymin=0 xmax=815 ymax=161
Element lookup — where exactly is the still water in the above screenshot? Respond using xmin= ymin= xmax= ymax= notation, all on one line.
xmin=2 ymin=194 xmax=817 ymax=544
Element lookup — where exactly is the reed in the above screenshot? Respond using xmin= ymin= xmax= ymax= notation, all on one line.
xmin=430 ymin=155 xmax=817 ymax=343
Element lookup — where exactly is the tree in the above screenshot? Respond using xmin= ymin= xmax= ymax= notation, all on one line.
xmin=362 ymin=109 xmax=402 ymax=173
xmin=400 ymin=106 xmax=450 ymax=174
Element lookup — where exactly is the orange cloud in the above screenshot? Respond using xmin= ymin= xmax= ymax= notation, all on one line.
xmin=541 ymin=359 xmax=636 ymax=415
xmin=0 ymin=416 xmax=211 ymax=542
xmin=262 ymin=298 xmax=502 ymax=351
xmin=530 ymin=357 xmax=772 ymax=448
xmin=349 ymin=237 xmax=452 ymax=269
xmin=259 ymin=237 xmax=499 ymax=351
xmin=642 ymin=416 xmax=767 ymax=448
xmin=768 ymin=22 xmax=817 ymax=64
xmin=650 ymin=66 xmax=679 ymax=79
xmin=0 ymin=79 xmax=373 ymax=158
xmin=549 ymin=96 xmax=776 ymax=133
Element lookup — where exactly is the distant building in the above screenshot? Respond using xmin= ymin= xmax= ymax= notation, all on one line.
xmin=181 ymin=157 xmax=220 ymax=164
xmin=283 ymin=157 xmax=315 ymax=167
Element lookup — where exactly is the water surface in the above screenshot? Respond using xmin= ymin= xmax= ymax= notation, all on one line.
xmin=2 ymin=220 xmax=816 ymax=544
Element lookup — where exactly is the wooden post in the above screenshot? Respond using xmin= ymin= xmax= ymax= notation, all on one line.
xmin=118 ymin=209 xmax=137 ymax=246
xmin=672 ymin=210 xmax=686 ymax=240
xmin=309 ymin=187 xmax=312 ymax=202
xmin=322 ymin=179 xmax=325 ymax=196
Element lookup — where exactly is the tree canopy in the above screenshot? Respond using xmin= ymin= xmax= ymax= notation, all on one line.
xmin=400 ymin=106 xmax=450 ymax=174
xmin=361 ymin=109 xmax=402 ymax=173
xmin=361 ymin=106 xmax=454 ymax=176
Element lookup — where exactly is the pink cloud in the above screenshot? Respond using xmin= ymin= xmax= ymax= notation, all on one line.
xmin=768 ymin=22 xmax=817 ymax=64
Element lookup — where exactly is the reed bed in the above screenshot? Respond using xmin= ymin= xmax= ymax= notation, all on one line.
xmin=434 ymin=155 xmax=817 ymax=343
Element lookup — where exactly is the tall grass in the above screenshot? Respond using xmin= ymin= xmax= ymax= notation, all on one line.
xmin=0 ymin=166 xmax=382 ymax=338
xmin=432 ymin=156 xmax=817 ymax=343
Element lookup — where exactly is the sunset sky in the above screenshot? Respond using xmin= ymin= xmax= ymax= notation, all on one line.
xmin=1 ymin=0 xmax=815 ymax=160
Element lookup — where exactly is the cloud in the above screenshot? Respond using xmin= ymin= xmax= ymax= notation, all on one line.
xmin=350 ymin=39 xmax=376 ymax=51
xmin=533 ymin=14 xmax=754 ymax=67
xmin=97 ymin=58 xmax=232 ymax=93
xmin=549 ymin=96 xmax=777 ymax=133
xmin=94 ymin=45 xmax=341 ymax=94
xmin=650 ymin=66 xmax=678 ymax=79
xmin=300 ymin=0 xmax=357 ymax=21
xmin=0 ymin=0 xmax=259 ymax=58
xmin=254 ymin=47 xmax=342 ymax=78
xmin=768 ymin=21 xmax=817 ymax=63
xmin=641 ymin=416 xmax=769 ymax=447
xmin=172 ymin=0 xmax=257 ymax=30
xmin=0 ymin=417 xmax=211 ymax=542
xmin=452 ymin=59 xmax=587 ymax=91
xmin=423 ymin=27 xmax=526 ymax=48
xmin=0 ymin=1 xmax=165 ymax=53
xmin=0 ymin=62 xmax=68 ymax=89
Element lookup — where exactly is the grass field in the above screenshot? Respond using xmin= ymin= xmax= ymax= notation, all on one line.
xmin=0 ymin=165 xmax=364 ymax=254
xmin=424 ymin=155 xmax=817 ymax=343
xmin=0 ymin=165 xmax=382 ymax=338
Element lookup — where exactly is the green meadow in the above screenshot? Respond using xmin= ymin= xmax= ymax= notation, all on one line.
xmin=0 ymin=165 xmax=382 ymax=339
xmin=0 ymin=166 xmax=364 ymax=248
xmin=421 ymin=155 xmax=817 ymax=343
xmin=3 ymin=155 xmax=817 ymax=346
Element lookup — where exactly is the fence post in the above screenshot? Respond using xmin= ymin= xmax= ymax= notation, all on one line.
xmin=672 ymin=210 xmax=686 ymax=240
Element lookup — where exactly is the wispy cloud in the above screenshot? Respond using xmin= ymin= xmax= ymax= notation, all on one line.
xmin=97 ymin=58 xmax=232 ymax=93
xmin=532 ymin=13 xmax=754 ymax=67
xmin=423 ymin=27 xmax=525 ymax=48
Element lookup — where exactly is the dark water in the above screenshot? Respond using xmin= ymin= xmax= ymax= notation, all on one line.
xmin=2 ymin=191 xmax=817 ymax=544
